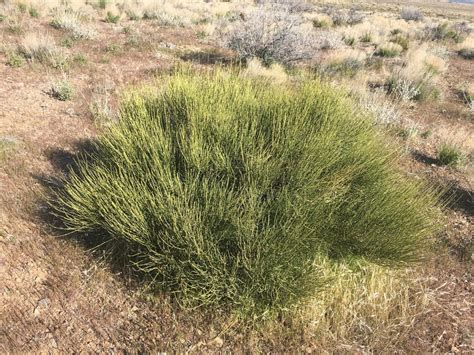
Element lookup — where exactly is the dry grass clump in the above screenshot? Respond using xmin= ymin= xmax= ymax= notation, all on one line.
xmin=50 ymin=7 xmax=97 ymax=39
xmin=300 ymin=261 xmax=432 ymax=351
xmin=387 ymin=44 xmax=446 ymax=102
xmin=17 ymin=32 xmax=61 ymax=63
xmin=243 ymin=58 xmax=288 ymax=84
xmin=320 ymin=48 xmax=366 ymax=78
xmin=52 ymin=69 xmax=440 ymax=320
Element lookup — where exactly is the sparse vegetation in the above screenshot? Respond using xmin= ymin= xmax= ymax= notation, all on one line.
xmin=53 ymin=69 xmax=439 ymax=320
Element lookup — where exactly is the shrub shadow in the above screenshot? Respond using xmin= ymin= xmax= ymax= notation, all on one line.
xmin=179 ymin=49 xmax=236 ymax=66
xmin=411 ymin=150 xmax=439 ymax=166
xmin=31 ymin=139 xmax=132 ymax=273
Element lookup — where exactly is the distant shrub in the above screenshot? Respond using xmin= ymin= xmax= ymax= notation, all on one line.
xmin=400 ymin=7 xmax=423 ymax=22
xmin=53 ymin=69 xmax=439 ymax=319
xmin=438 ymin=144 xmax=462 ymax=167
xmin=142 ymin=8 xmax=185 ymax=27
xmin=0 ymin=14 xmax=5 ymax=22
xmin=105 ymin=11 xmax=120 ymax=24
xmin=327 ymin=7 xmax=365 ymax=26
xmin=50 ymin=80 xmax=74 ymax=101
xmin=423 ymin=22 xmax=469 ymax=43
xmin=223 ymin=4 xmax=318 ymax=65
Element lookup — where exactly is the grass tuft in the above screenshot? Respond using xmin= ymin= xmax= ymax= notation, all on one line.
xmin=52 ymin=69 xmax=440 ymax=320
xmin=437 ymin=143 xmax=462 ymax=167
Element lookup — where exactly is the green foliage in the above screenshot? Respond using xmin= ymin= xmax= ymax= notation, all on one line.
xmin=0 ymin=14 xmax=6 ymax=22
xmin=390 ymin=35 xmax=409 ymax=51
xmin=105 ymin=11 xmax=120 ymax=24
xmin=73 ymin=53 xmax=87 ymax=65
xmin=29 ymin=6 xmax=39 ymax=18
xmin=375 ymin=47 xmax=400 ymax=58
xmin=52 ymin=69 xmax=439 ymax=320
xmin=360 ymin=32 xmax=372 ymax=43
xmin=61 ymin=37 xmax=75 ymax=48
xmin=343 ymin=36 xmax=356 ymax=46
xmin=438 ymin=144 xmax=462 ymax=167
xmin=312 ymin=19 xmax=330 ymax=29
xmin=324 ymin=58 xmax=363 ymax=78
xmin=50 ymin=80 xmax=74 ymax=101
xmin=6 ymin=52 xmax=25 ymax=68
xmin=98 ymin=0 xmax=108 ymax=9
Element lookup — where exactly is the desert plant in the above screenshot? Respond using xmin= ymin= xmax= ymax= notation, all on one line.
xmin=50 ymin=80 xmax=74 ymax=101
xmin=52 ymin=69 xmax=439 ymax=320
xmin=222 ymin=4 xmax=318 ymax=65
xmin=343 ymin=36 xmax=356 ymax=46
xmin=312 ymin=19 xmax=329 ymax=29
xmin=438 ymin=144 xmax=462 ymax=167
xmin=50 ymin=8 xmax=96 ymax=40
xmin=390 ymin=35 xmax=409 ymax=51
xmin=28 ymin=6 xmax=39 ymax=18
xmin=324 ymin=58 xmax=363 ymax=78
xmin=105 ymin=11 xmax=120 ymax=24
xmin=18 ymin=33 xmax=60 ymax=63
xmin=375 ymin=44 xmax=402 ymax=58
xmin=6 ymin=52 xmax=25 ymax=67
xmin=400 ymin=7 xmax=423 ymax=22
xmin=360 ymin=32 xmax=372 ymax=43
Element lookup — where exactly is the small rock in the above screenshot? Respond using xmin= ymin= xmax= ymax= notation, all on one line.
xmin=33 ymin=298 xmax=51 ymax=317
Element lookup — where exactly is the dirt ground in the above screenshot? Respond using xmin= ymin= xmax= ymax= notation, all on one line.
xmin=0 ymin=8 xmax=473 ymax=353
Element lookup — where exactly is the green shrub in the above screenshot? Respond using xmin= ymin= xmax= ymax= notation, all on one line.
xmin=105 ymin=11 xmax=120 ymax=24
xmin=313 ymin=19 xmax=330 ymax=29
xmin=50 ymin=80 xmax=74 ymax=101
xmin=29 ymin=6 xmax=39 ymax=18
xmin=343 ymin=36 xmax=356 ymax=46
xmin=6 ymin=52 xmax=25 ymax=67
xmin=324 ymin=58 xmax=363 ymax=78
xmin=390 ymin=35 xmax=409 ymax=51
xmin=438 ymin=144 xmax=462 ymax=167
xmin=360 ymin=32 xmax=372 ymax=43
xmin=98 ymin=0 xmax=108 ymax=9
xmin=52 ymin=69 xmax=439 ymax=320
xmin=375 ymin=46 xmax=401 ymax=58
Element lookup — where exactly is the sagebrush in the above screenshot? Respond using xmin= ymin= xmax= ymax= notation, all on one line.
xmin=53 ymin=69 xmax=439 ymax=319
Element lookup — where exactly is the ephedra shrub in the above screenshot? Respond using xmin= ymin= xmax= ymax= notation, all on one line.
xmin=53 ymin=69 xmax=439 ymax=320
